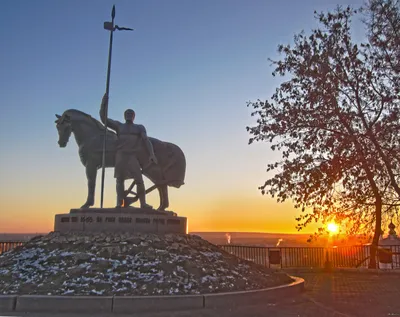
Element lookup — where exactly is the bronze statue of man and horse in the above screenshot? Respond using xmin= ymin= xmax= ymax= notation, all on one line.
xmin=54 ymin=106 xmax=186 ymax=211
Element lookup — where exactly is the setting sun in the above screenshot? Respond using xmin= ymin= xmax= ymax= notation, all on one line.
xmin=327 ymin=222 xmax=339 ymax=234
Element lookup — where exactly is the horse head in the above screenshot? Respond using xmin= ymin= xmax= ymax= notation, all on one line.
xmin=55 ymin=113 xmax=72 ymax=148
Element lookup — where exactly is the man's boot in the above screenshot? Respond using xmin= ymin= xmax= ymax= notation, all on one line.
xmin=116 ymin=179 xmax=125 ymax=208
xmin=137 ymin=182 xmax=152 ymax=209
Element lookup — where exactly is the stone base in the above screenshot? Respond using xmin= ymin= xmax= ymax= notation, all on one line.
xmin=54 ymin=207 xmax=187 ymax=234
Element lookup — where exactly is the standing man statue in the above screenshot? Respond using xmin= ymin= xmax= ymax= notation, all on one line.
xmin=100 ymin=94 xmax=158 ymax=208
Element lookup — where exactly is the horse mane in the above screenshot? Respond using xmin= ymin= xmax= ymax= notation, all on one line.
xmin=64 ymin=109 xmax=116 ymax=136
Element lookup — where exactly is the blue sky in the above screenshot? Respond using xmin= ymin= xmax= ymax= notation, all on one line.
xmin=0 ymin=0 xmax=365 ymax=233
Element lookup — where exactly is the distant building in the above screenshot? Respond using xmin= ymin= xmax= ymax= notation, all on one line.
xmin=378 ymin=221 xmax=400 ymax=269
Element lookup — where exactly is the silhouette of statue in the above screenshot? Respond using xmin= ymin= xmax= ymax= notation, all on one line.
xmin=100 ymin=94 xmax=157 ymax=208
xmin=55 ymin=108 xmax=186 ymax=210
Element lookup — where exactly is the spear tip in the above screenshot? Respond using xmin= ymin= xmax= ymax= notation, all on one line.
xmin=112 ymin=5 xmax=116 ymax=19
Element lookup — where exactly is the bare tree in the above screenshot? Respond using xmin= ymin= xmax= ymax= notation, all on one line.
xmin=247 ymin=4 xmax=400 ymax=268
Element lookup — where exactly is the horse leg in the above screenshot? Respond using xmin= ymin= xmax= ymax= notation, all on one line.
xmin=81 ymin=162 xmax=97 ymax=208
xmin=157 ymin=185 xmax=169 ymax=211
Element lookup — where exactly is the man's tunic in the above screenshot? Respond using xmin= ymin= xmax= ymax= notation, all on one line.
xmin=100 ymin=101 xmax=146 ymax=181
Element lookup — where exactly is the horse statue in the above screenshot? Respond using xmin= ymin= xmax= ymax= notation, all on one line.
xmin=55 ymin=109 xmax=186 ymax=210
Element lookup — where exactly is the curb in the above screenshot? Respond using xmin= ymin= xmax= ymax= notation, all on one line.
xmin=113 ymin=294 xmax=204 ymax=313
xmin=0 ymin=277 xmax=304 ymax=314
xmin=0 ymin=295 xmax=16 ymax=312
xmin=15 ymin=295 xmax=113 ymax=313
xmin=281 ymin=267 xmax=400 ymax=275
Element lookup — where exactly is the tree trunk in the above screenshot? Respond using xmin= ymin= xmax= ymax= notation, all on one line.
xmin=368 ymin=198 xmax=382 ymax=269
xmin=335 ymin=108 xmax=383 ymax=270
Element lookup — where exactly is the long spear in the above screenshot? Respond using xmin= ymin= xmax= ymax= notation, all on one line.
xmin=100 ymin=5 xmax=134 ymax=208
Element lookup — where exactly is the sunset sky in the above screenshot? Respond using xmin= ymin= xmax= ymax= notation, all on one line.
xmin=0 ymin=0 xmax=364 ymax=234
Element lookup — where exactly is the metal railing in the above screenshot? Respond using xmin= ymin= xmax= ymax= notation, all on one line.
xmin=0 ymin=241 xmax=24 ymax=255
xmin=219 ymin=244 xmax=400 ymax=269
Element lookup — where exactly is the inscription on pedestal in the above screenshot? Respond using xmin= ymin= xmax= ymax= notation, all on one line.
xmin=80 ymin=216 xmax=93 ymax=223
xmin=136 ymin=218 xmax=150 ymax=224
xmin=153 ymin=219 xmax=165 ymax=224
xmin=119 ymin=217 xmax=132 ymax=223
xmin=54 ymin=210 xmax=187 ymax=234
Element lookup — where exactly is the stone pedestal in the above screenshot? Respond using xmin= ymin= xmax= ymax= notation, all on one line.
xmin=54 ymin=208 xmax=187 ymax=234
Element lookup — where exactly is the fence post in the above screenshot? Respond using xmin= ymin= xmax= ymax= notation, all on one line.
xmin=324 ymin=248 xmax=332 ymax=271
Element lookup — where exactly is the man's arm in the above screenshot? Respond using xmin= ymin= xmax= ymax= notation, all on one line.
xmin=100 ymin=94 xmax=120 ymax=132
xmin=140 ymin=125 xmax=157 ymax=163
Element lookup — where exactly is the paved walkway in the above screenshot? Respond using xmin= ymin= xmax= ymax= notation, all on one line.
xmin=4 ymin=272 xmax=400 ymax=317
xmin=285 ymin=272 xmax=400 ymax=317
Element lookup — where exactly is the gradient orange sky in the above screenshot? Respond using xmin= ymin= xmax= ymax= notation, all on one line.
xmin=0 ymin=170 xmax=320 ymax=234
xmin=0 ymin=0 xmax=358 ymax=234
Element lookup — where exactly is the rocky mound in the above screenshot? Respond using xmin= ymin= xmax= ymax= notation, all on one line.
xmin=0 ymin=232 xmax=294 ymax=296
